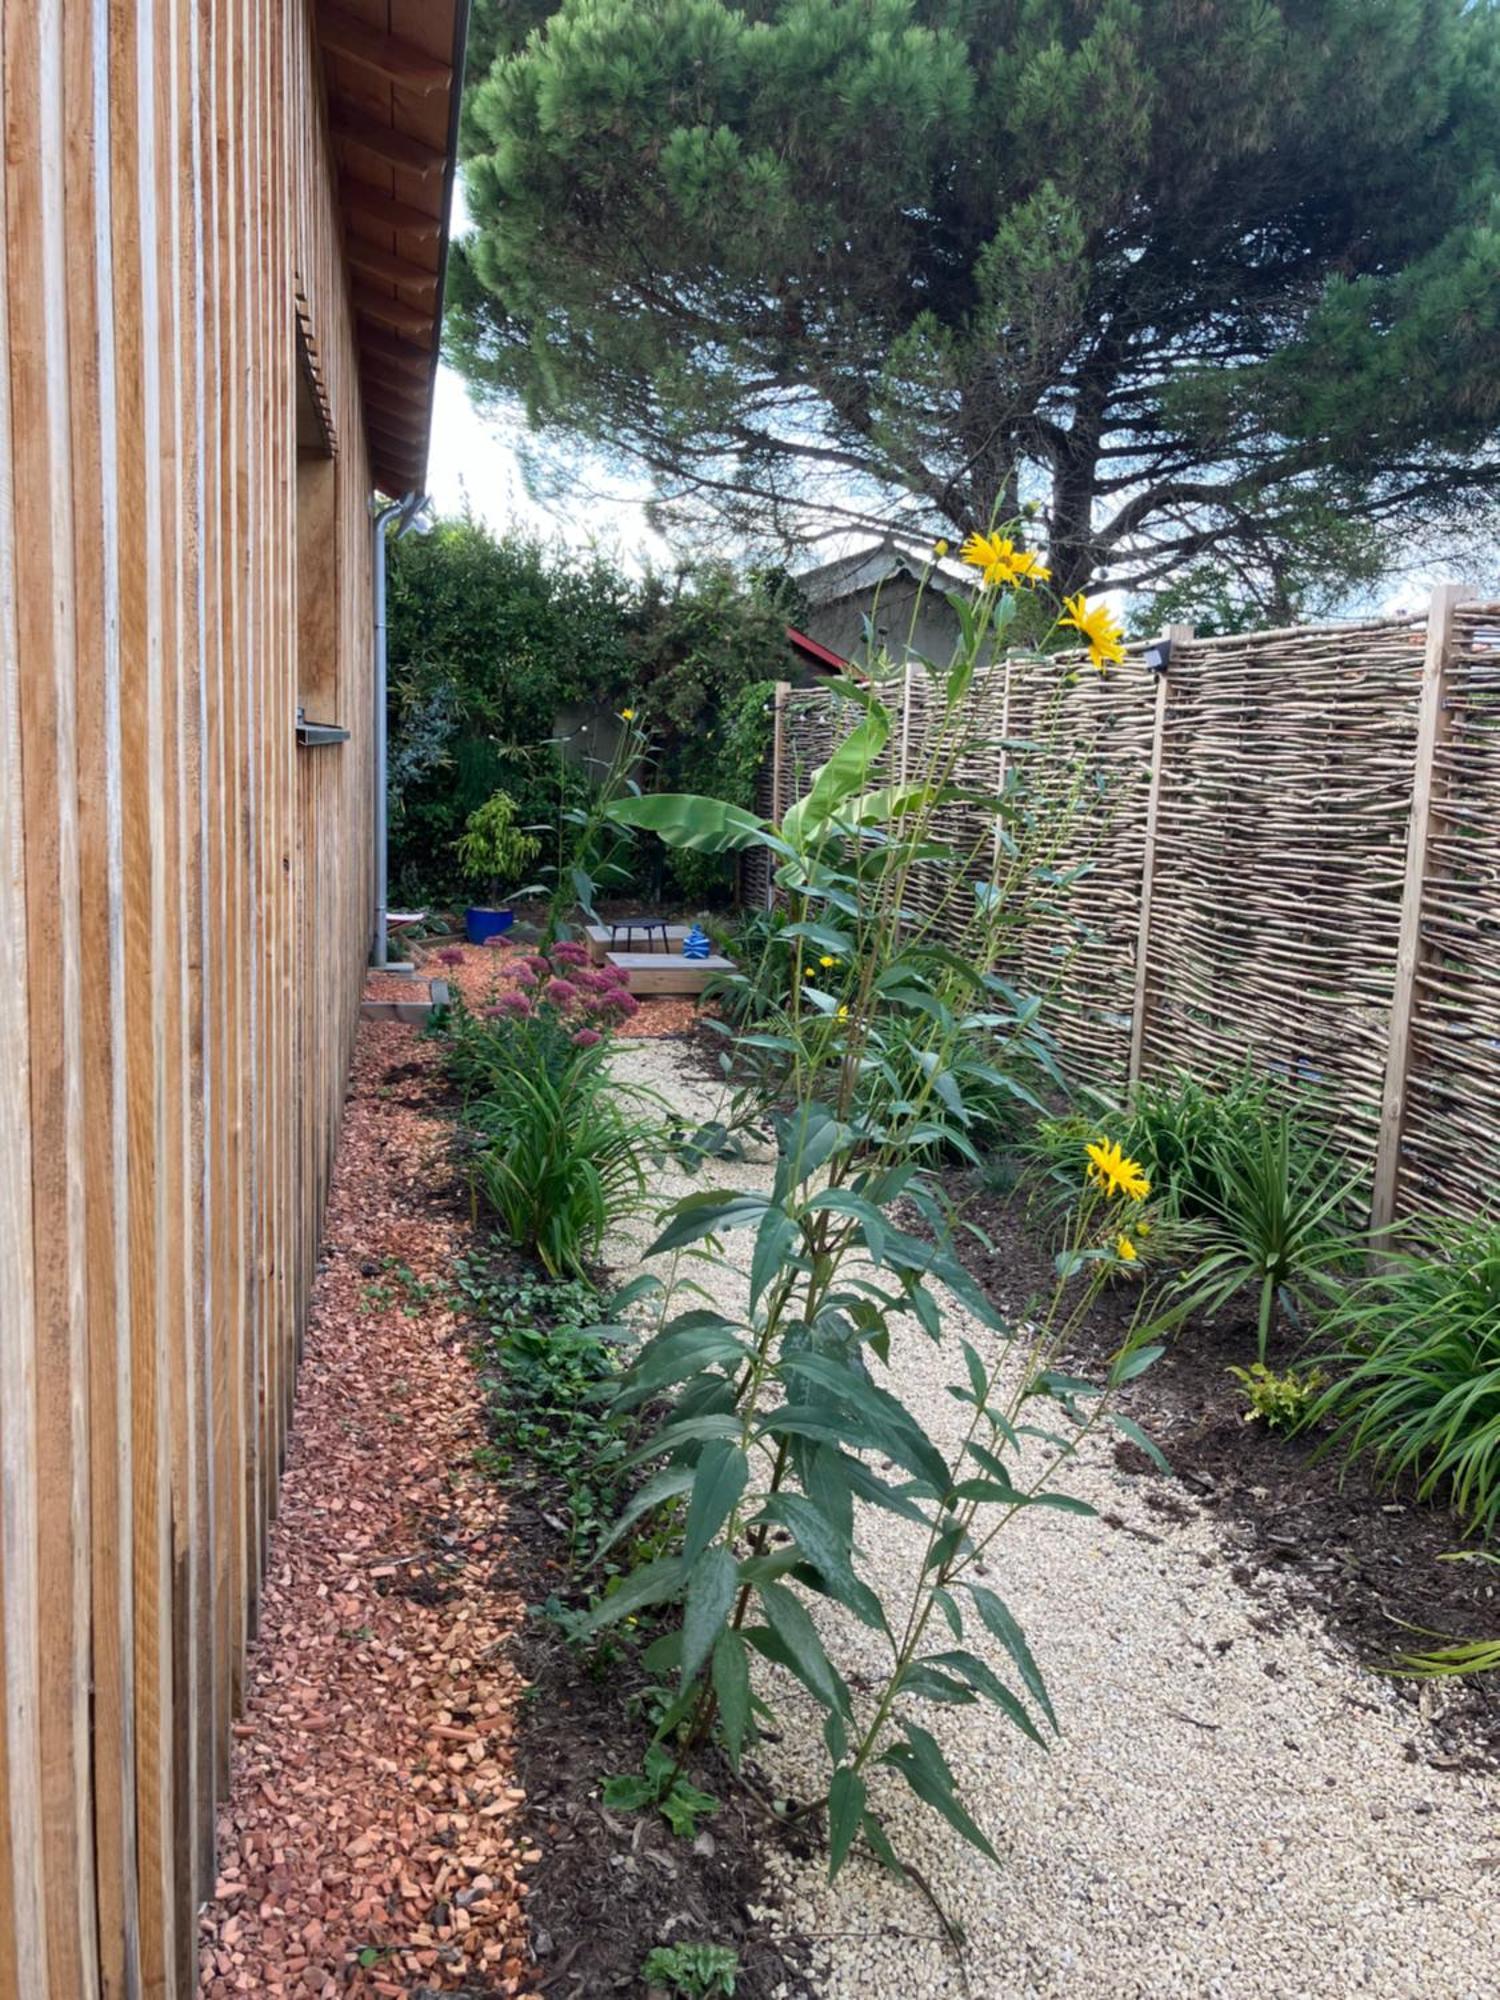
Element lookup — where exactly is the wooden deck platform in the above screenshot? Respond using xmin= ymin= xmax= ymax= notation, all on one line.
xmin=605 ymin=951 xmax=733 ymax=995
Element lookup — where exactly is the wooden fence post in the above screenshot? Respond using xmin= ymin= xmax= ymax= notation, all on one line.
xmin=1370 ymin=582 xmax=1465 ymax=1236
xmin=765 ymin=681 xmax=790 ymax=911
xmin=1127 ymin=624 xmax=1191 ymax=1091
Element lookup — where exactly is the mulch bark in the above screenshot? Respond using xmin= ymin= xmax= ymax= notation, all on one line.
xmin=198 ymin=1015 xmax=542 ymax=1999
xmin=951 ymin=1179 xmax=1500 ymax=1771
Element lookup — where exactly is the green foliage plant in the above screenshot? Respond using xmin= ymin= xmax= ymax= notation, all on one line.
xmin=603 ymin=1742 xmax=720 ymax=1839
xmin=570 ymin=542 xmax=1170 ymax=1879
xmin=454 ymin=788 xmax=543 ymax=906
xmin=540 ymin=704 xmax=649 ymax=939
xmin=443 ymin=947 xmax=660 ymax=1277
xmin=640 ymin=1940 xmax=740 ymax=1999
xmin=1307 ymin=1220 xmax=1500 ymax=1536
xmin=461 ymin=1263 xmax=629 ymax=1561
xmin=1175 ymin=1112 xmax=1359 ymax=1363
xmin=1226 ymin=1361 xmax=1326 ymax=1435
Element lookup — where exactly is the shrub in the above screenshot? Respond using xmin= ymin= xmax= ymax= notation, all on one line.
xmin=1308 ymin=1221 xmax=1500 ymax=1534
xmin=1227 ymin=1361 xmax=1326 ymax=1433
xmin=453 ymin=788 xmax=542 ymax=905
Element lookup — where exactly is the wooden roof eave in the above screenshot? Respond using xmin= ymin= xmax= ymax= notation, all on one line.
xmin=317 ymin=0 xmax=472 ymax=501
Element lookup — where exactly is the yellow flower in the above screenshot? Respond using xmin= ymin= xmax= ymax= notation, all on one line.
xmin=933 ymin=538 xmax=949 ymax=558
xmin=1136 ymin=1219 xmax=1152 ymax=1238
xmin=1059 ymin=594 xmax=1126 ymax=674
xmin=1116 ymin=1235 xmax=1138 ymax=1262
xmin=836 ymin=1004 xmax=848 ymax=1020
xmin=620 ymin=706 xmax=636 ymax=720
xmin=818 ymin=954 xmax=837 ymax=968
xmin=1085 ymin=1138 xmax=1151 ymax=1202
xmin=960 ymin=530 xmax=1020 ymax=589
xmin=1007 ymin=549 xmax=1051 ymax=585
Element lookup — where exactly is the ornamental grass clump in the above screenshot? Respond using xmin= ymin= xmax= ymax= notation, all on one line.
xmin=569 ymin=535 xmax=1168 ymax=1877
xmin=1308 ymin=1220 xmax=1500 ymax=1536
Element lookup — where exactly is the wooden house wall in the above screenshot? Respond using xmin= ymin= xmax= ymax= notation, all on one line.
xmin=0 ymin=2 xmax=378 ymax=1992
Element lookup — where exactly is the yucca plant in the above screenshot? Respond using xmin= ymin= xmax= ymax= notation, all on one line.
xmin=1308 ymin=1222 xmax=1500 ymax=1535
xmin=1176 ymin=1112 xmax=1359 ymax=1361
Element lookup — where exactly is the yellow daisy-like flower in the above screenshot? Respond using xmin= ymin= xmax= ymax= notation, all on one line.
xmin=1116 ymin=1235 xmax=1138 ymax=1263
xmin=933 ymin=538 xmax=949 ymax=558
xmin=960 ymin=530 xmax=1020 ymax=589
xmin=836 ymin=1004 xmax=849 ymax=1020
xmin=620 ymin=706 xmax=636 ymax=720
xmin=1059 ymin=594 xmax=1126 ymax=674
xmin=1085 ymin=1137 xmax=1151 ymax=1202
xmin=1007 ymin=549 xmax=1051 ymax=586
xmin=818 ymin=954 xmax=837 ymax=968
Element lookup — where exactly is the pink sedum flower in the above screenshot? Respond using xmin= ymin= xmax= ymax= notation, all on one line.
xmin=496 ymin=991 xmax=532 ymax=1017
xmin=510 ymin=963 xmax=538 ymax=988
xmin=524 ymin=953 xmax=551 ymax=975
xmin=551 ymin=940 xmax=589 ymax=966
xmin=544 ymin=977 xmax=579 ymax=1007
xmin=571 ymin=1027 xmax=602 ymax=1048
xmin=438 ymin=947 xmax=465 ymax=967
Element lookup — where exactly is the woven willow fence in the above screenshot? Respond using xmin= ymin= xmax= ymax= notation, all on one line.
xmin=751 ymin=589 xmax=1500 ymax=1231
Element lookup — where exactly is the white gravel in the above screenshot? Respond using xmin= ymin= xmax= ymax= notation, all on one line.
xmin=606 ymin=1038 xmax=1500 ymax=2000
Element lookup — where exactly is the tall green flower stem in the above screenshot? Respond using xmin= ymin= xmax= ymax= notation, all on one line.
xmin=586 ymin=545 xmax=1168 ymax=1876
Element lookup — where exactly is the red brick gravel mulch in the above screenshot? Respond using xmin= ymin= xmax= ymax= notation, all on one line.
xmin=420 ymin=938 xmax=713 ymax=1039
xmin=198 ymin=1016 xmax=542 ymax=1999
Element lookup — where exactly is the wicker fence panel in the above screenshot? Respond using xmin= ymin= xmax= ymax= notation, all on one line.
xmin=1138 ymin=618 xmax=1427 ymax=1168
xmin=752 ymin=601 xmax=1500 ymax=1224
xmin=1394 ymin=603 xmax=1500 ymax=1223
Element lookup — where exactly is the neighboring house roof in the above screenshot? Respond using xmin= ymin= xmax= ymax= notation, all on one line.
xmin=795 ymin=538 xmax=974 ymax=607
xmin=316 ymin=1 xmax=472 ymax=499
xmin=786 ymin=624 xmax=849 ymax=673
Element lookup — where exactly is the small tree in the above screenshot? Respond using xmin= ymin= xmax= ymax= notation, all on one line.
xmin=454 ymin=790 xmax=543 ymax=909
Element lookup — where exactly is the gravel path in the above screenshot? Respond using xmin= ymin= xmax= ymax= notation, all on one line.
xmin=606 ymin=1038 xmax=1500 ymax=2000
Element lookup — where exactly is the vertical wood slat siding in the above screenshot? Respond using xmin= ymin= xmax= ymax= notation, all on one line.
xmin=0 ymin=3 xmax=378 ymax=1993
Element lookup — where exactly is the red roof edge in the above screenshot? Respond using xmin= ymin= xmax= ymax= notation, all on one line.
xmin=786 ymin=624 xmax=849 ymax=673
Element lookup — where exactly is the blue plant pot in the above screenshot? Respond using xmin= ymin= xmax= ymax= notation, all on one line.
xmin=465 ymin=906 xmax=515 ymax=946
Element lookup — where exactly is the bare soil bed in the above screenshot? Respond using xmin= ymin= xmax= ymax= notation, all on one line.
xmin=950 ymin=1179 xmax=1500 ymax=1772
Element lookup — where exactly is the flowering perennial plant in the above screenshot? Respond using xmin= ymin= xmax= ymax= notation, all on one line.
xmin=578 ymin=532 xmax=1168 ymax=1879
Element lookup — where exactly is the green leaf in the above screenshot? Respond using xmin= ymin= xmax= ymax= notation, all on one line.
xmin=966 ymin=1585 xmax=1058 ymax=1732
xmin=827 ymin=1769 xmax=866 ymax=1881
xmin=923 ymin=1649 xmax=1046 ymax=1746
xmin=682 ymin=1547 xmax=740 ymax=1686
xmin=1110 ymin=1341 xmax=1166 ymax=1387
xmin=620 ymin=1414 xmax=743 ymax=1472
xmin=781 ymin=707 xmax=891 ymax=848
xmin=860 ymin=1809 xmax=901 ymax=1874
xmin=750 ymin=1204 xmax=801 ymax=1315
xmin=712 ymin=1628 xmax=752 ymax=1769
xmin=881 ymin=1721 xmax=998 ymax=1863
xmin=575 ymin=1557 xmax=685 ymax=1634
xmin=594 ymin=1464 xmax=697 ymax=1560
xmin=1110 ymin=1412 xmax=1171 ymax=1473
xmin=756 ymin=1493 xmax=887 ymax=1633
xmin=775 ymin=1352 xmax=951 ymax=1492
xmin=606 ymin=792 xmax=772 ymax=853
xmin=647 ymin=1190 xmax=770 ymax=1256
xmin=682 ymin=1440 xmax=748 ymax=1566
xmin=601 ymin=1772 xmax=655 ymax=1811
xmin=756 ymin=1582 xmax=852 ymax=1717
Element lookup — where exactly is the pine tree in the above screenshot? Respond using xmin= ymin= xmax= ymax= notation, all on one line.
xmin=452 ymin=0 xmax=1500 ymax=596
